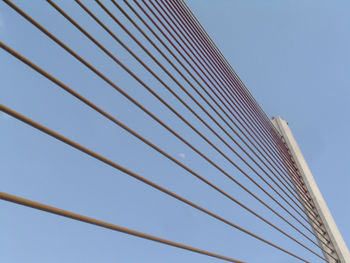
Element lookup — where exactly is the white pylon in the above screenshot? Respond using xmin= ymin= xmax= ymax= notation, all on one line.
xmin=272 ymin=116 xmax=350 ymax=263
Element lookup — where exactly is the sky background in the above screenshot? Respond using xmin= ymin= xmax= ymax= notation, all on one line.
xmin=1 ymin=1 xmax=349 ymax=262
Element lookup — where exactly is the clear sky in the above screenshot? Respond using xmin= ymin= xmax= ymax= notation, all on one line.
xmin=1 ymin=1 xmax=349 ymax=262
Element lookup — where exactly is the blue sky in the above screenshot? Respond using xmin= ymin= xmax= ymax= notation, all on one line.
xmin=1 ymin=1 xmax=349 ymax=262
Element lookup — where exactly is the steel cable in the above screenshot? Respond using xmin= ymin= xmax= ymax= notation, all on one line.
xmin=136 ymin=0 xmax=324 ymax=229
xmin=1 ymin=0 xmax=331 ymax=261
xmin=0 ymin=192 xmax=245 ymax=263
xmin=0 ymin=103 xmax=315 ymax=263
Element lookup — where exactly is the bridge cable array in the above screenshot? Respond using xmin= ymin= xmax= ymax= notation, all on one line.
xmin=1 ymin=1 xmax=332 ymax=262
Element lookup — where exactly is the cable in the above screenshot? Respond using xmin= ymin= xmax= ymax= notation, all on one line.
xmin=1 ymin=0 xmax=332 ymax=260
xmin=135 ymin=0 xmax=325 ymax=232
xmin=0 ymin=103 xmax=314 ymax=263
xmin=170 ymin=0 xmax=294 ymax=168
xmin=134 ymin=0 xmax=313 ymax=209
xmin=168 ymin=0 xmax=327 ymax=241
xmin=122 ymin=0 xmax=321 ymax=229
xmin=84 ymin=0 xmax=326 ymax=247
xmin=0 ymin=192 xmax=244 ymax=263
xmin=161 ymin=0 xmax=282 ymax=162
xmin=0 ymin=32 xmax=330 ymax=260
xmin=161 ymin=0 xmax=317 ymax=218
xmin=161 ymin=2 xmax=312 ymax=199
xmin=174 ymin=0 xmax=329 ymax=245
xmin=150 ymin=0 xmax=291 ymax=177
xmin=121 ymin=0 xmax=315 ymax=220
xmin=50 ymin=0 xmax=331 ymax=253
xmin=166 ymin=0 xmax=323 ymax=226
